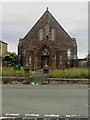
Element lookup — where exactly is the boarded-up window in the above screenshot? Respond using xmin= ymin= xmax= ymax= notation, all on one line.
xmin=51 ymin=29 xmax=55 ymax=40
xmin=40 ymin=28 xmax=43 ymax=40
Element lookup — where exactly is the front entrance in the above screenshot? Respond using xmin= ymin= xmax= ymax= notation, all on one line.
xmin=41 ymin=56 xmax=49 ymax=69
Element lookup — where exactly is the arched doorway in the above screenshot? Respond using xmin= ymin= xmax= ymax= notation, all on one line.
xmin=41 ymin=48 xmax=50 ymax=68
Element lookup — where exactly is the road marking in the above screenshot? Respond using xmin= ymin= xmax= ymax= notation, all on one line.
xmin=45 ymin=115 xmax=59 ymax=117
xmin=66 ymin=115 xmax=81 ymax=117
xmin=0 ymin=117 xmax=16 ymax=119
xmin=5 ymin=113 xmax=20 ymax=116
xmin=25 ymin=114 xmax=39 ymax=117
xmin=66 ymin=115 xmax=71 ymax=117
xmin=70 ymin=115 xmax=81 ymax=117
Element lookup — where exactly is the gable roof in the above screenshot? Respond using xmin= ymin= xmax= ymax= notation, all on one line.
xmin=23 ymin=8 xmax=71 ymax=39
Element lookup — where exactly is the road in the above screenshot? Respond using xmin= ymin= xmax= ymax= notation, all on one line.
xmin=2 ymin=85 xmax=88 ymax=116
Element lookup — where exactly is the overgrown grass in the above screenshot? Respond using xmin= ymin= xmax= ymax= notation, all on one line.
xmin=49 ymin=68 xmax=88 ymax=78
xmin=2 ymin=67 xmax=88 ymax=78
xmin=2 ymin=67 xmax=24 ymax=77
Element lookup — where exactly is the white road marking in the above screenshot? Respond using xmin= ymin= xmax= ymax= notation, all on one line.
xmin=45 ymin=115 xmax=59 ymax=117
xmin=5 ymin=113 xmax=20 ymax=116
xmin=0 ymin=117 xmax=15 ymax=119
xmin=25 ymin=114 xmax=39 ymax=117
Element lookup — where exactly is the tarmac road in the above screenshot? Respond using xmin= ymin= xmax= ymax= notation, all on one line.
xmin=2 ymin=84 xmax=88 ymax=116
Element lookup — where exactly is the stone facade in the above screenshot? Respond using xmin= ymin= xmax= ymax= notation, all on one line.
xmin=0 ymin=40 xmax=8 ymax=58
xmin=18 ymin=8 xmax=77 ymax=69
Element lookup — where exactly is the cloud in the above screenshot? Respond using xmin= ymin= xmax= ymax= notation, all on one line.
xmin=2 ymin=2 xmax=88 ymax=58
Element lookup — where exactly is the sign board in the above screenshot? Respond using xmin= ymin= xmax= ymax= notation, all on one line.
xmin=13 ymin=64 xmax=21 ymax=71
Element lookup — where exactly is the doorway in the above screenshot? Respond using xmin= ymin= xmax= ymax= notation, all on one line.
xmin=41 ymin=56 xmax=49 ymax=69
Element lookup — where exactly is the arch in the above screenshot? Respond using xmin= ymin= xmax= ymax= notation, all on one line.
xmin=35 ymin=44 xmax=52 ymax=69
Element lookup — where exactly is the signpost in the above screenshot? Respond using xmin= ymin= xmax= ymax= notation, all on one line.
xmin=13 ymin=64 xmax=21 ymax=71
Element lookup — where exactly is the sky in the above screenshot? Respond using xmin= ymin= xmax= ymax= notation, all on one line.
xmin=1 ymin=2 xmax=88 ymax=58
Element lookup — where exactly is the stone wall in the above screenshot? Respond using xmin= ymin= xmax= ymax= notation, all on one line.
xmin=18 ymin=9 xmax=77 ymax=68
xmin=2 ymin=77 xmax=88 ymax=85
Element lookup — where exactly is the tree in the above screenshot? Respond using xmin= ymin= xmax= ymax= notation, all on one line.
xmin=4 ymin=52 xmax=17 ymax=67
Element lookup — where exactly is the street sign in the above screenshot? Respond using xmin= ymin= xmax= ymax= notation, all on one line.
xmin=13 ymin=64 xmax=21 ymax=71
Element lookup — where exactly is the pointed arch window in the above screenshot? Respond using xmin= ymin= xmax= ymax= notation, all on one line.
xmin=67 ymin=49 xmax=71 ymax=60
xmin=42 ymin=48 xmax=49 ymax=56
xmin=24 ymin=48 xmax=26 ymax=57
xmin=40 ymin=28 xmax=43 ymax=40
xmin=51 ymin=28 xmax=55 ymax=40
xmin=46 ymin=24 xmax=49 ymax=39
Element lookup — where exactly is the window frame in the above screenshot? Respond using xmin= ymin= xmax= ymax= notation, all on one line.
xmin=39 ymin=28 xmax=43 ymax=41
xmin=51 ymin=28 xmax=55 ymax=40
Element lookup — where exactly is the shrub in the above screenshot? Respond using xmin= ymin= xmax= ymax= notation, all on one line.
xmin=3 ymin=79 xmax=8 ymax=84
xmin=4 ymin=52 xmax=17 ymax=67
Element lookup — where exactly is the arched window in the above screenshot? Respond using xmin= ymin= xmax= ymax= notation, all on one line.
xmin=67 ymin=49 xmax=71 ymax=60
xmin=60 ymin=56 xmax=62 ymax=64
xmin=46 ymin=24 xmax=49 ymax=39
xmin=29 ymin=56 xmax=31 ymax=65
xmin=42 ymin=48 xmax=49 ymax=56
xmin=40 ymin=28 xmax=43 ymax=40
xmin=24 ymin=48 xmax=26 ymax=57
xmin=51 ymin=29 xmax=55 ymax=40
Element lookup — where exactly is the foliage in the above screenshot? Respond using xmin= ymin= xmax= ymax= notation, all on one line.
xmin=4 ymin=52 xmax=17 ymax=67
xmin=30 ymin=66 xmax=34 ymax=71
xmin=3 ymin=79 xmax=8 ymax=84
xmin=2 ymin=67 xmax=24 ymax=77
xmin=49 ymin=68 xmax=88 ymax=79
xmin=2 ymin=67 xmax=88 ymax=79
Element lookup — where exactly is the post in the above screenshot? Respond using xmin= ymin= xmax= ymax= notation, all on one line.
xmin=43 ymin=63 xmax=49 ymax=84
xmin=24 ymin=60 xmax=30 ymax=83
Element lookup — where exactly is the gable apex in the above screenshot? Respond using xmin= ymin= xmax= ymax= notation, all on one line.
xmin=23 ymin=8 xmax=72 ymax=41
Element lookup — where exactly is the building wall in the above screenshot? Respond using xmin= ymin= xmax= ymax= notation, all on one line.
xmin=2 ymin=42 xmax=8 ymax=57
xmin=18 ymin=9 xmax=77 ymax=68
xmin=0 ymin=41 xmax=8 ymax=58
xmin=0 ymin=41 xmax=1 ymax=58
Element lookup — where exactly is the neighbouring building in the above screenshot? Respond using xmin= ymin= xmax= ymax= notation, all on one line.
xmin=78 ymin=53 xmax=90 ymax=68
xmin=18 ymin=8 xmax=78 ymax=69
xmin=0 ymin=40 xmax=8 ymax=58
xmin=79 ymin=58 xmax=87 ymax=68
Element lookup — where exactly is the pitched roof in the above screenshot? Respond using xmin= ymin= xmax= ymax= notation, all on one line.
xmin=24 ymin=8 xmax=71 ymax=39
xmin=0 ymin=40 xmax=8 ymax=45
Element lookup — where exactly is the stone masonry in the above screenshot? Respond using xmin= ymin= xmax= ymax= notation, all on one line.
xmin=18 ymin=8 xmax=77 ymax=69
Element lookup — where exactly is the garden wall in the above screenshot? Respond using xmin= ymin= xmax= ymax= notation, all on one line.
xmin=2 ymin=77 xmax=89 ymax=84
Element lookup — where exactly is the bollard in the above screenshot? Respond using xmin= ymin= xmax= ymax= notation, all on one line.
xmin=43 ymin=64 xmax=49 ymax=84
xmin=24 ymin=65 xmax=30 ymax=83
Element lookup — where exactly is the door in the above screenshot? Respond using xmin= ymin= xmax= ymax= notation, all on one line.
xmin=41 ymin=56 xmax=49 ymax=69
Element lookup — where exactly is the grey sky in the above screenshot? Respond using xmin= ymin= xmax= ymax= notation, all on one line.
xmin=1 ymin=2 xmax=88 ymax=58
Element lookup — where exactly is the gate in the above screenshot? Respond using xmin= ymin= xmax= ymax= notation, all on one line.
xmin=31 ymin=70 xmax=44 ymax=84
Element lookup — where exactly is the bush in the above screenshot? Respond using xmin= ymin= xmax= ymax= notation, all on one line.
xmin=3 ymin=79 xmax=8 ymax=84
xmin=30 ymin=66 xmax=34 ymax=71
xmin=4 ymin=52 xmax=17 ymax=67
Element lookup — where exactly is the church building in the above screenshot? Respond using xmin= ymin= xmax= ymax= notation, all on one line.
xmin=18 ymin=8 xmax=77 ymax=69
